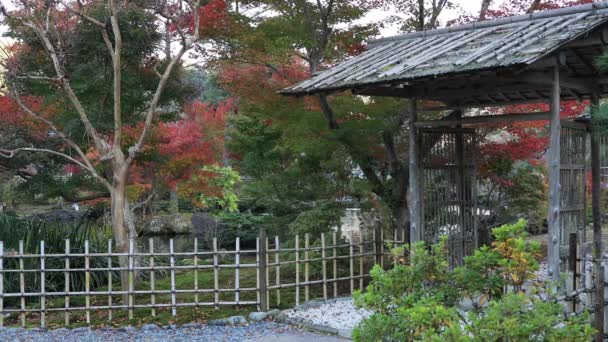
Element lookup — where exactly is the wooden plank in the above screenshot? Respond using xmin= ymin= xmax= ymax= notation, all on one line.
xmin=333 ymin=232 xmax=338 ymax=298
xmin=349 ymin=232 xmax=354 ymax=295
xmin=295 ymin=235 xmax=300 ymax=306
xmin=265 ymin=236 xmax=270 ymax=309
xmin=414 ymin=112 xmax=550 ymax=128
xmin=235 ymin=237 xmax=240 ymax=307
xmin=40 ymin=240 xmax=45 ymax=328
xmin=64 ymin=239 xmax=70 ymax=326
xmin=107 ymin=240 xmax=113 ymax=321
xmin=547 ymin=65 xmax=561 ymax=285
xmin=149 ymin=238 xmax=156 ymax=317
xmin=193 ymin=238 xmax=199 ymax=307
xmin=0 ymin=241 xmax=3 ymax=327
xmin=213 ymin=237 xmax=219 ymax=310
xmin=409 ymin=99 xmax=422 ymax=244
xmin=85 ymin=240 xmax=90 ymax=324
xmin=359 ymin=236 xmax=364 ymax=290
xmin=591 ymin=91 xmax=603 ymax=342
xmin=18 ymin=241 xmax=25 ymax=328
xmin=305 ymin=233 xmax=310 ymax=302
xmin=321 ymin=233 xmax=328 ymax=300
xmin=128 ymin=239 xmax=134 ymax=320
xmin=170 ymin=239 xmax=177 ymax=317
xmin=258 ymin=229 xmax=268 ymax=311
xmin=275 ymin=236 xmax=280 ymax=307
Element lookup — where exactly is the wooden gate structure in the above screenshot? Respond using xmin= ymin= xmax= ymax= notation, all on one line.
xmin=420 ymin=128 xmax=477 ymax=265
xmin=283 ymin=2 xmax=608 ymax=338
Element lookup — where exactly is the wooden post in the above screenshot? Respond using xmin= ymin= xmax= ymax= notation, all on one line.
xmin=193 ymin=238 xmax=199 ymax=307
xmin=64 ymin=239 xmax=70 ymax=326
xmin=374 ymin=225 xmax=382 ymax=265
xmin=128 ymin=239 xmax=134 ymax=320
xmin=569 ymin=233 xmax=577 ymax=313
xmin=107 ymin=239 xmax=113 ymax=321
xmin=322 ymin=233 xmax=328 ymax=300
xmin=149 ymin=238 xmax=156 ymax=317
xmin=265 ymin=235 xmax=270 ymax=309
xmin=359 ymin=235 xmax=364 ymax=290
xmin=304 ymin=233 xmax=310 ymax=302
xmin=235 ymin=237 xmax=240 ymax=307
xmin=591 ymin=91 xmax=604 ymax=341
xmin=170 ymin=239 xmax=177 ymax=317
xmin=85 ymin=240 xmax=91 ymax=324
xmin=547 ymin=65 xmax=561 ymax=285
xmin=40 ymin=240 xmax=45 ymax=329
xmin=349 ymin=231 xmax=354 ymax=295
xmin=275 ymin=236 xmax=280 ymax=307
xmin=295 ymin=235 xmax=300 ymax=306
xmin=409 ymin=98 xmax=421 ymax=244
xmin=258 ymin=229 xmax=268 ymax=311
xmin=0 ymin=241 xmax=3 ymax=328
xmin=333 ymin=232 xmax=338 ymax=298
xmin=19 ymin=241 xmax=24 ymax=328
xmin=213 ymin=237 xmax=219 ymax=310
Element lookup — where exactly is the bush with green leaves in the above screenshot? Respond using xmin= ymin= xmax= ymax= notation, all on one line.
xmin=353 ymin=219 xmax=594 ymax=341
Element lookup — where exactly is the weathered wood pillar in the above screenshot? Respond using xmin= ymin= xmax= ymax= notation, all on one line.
xmin=590 ymin=91 xmax=604 ymax=342
xmin=409 ymin=99 xmax=422 ymax=244
xmin=547 ymin=65 xmax=561 ymax=284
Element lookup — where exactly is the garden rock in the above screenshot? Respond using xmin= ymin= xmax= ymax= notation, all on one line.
xmin=71 ymin=327 xmax=90 ymax=333
xmin=181 ymin=323 xmax=202 ymax=329
xmin=143 ymin=214 xmax=192 ymax=235
xmin=227 ymin=315 xmax=248 ymax=326
xmin=248 ymin=312 xmax=268 ymax=322
xmin=266 ymin=309 xmax=281 ymax=318
xmin=117 ymin=326 xmax=137 ymax=334
xmin=141 ymin=324 xmax=160 ymax=331
xmin=207 ymin=319 xmax=229 ymax=326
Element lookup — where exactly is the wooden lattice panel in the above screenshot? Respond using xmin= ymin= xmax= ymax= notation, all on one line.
xmin=560 ymin=123 xmax=587 ymax=247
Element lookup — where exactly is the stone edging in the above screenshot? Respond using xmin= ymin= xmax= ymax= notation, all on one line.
xmin=275 ymin=297 xmax=354 ymax=340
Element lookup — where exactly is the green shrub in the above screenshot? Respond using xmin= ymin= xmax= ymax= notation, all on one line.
xmin=353 ymin=219 xmax=594 ymax=342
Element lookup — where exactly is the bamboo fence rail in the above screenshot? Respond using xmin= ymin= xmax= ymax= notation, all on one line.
xmin=0 ymin=230 xmax=382 ymax=328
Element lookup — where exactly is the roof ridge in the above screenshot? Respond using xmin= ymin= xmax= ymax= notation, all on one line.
xmin=370 ymin=1 xmax=608 ymax=45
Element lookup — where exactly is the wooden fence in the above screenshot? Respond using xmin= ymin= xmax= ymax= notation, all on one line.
xmin=0 ymin=229 xmax=392 ymax=328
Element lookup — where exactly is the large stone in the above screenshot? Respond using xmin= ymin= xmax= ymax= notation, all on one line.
xmin=266 ymin=309 xmax=282 ymax=318
xmin=248 ymin=312 xmax=268 ymax=322
xmin=227 ymin=315 xmax=248 ymax=326
xmin=141 ymin=323 xmax=160 ymax=331
xmin=142 ymin=214 xmax=192 ymax=235
xmin=207 ymin=319 xmax=229 ymax=326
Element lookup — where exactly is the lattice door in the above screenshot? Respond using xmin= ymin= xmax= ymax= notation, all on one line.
xmin=560 ymin=123 xmax=587 ymax=249
xmin=420 ymin=128 xmax=477 ymax=266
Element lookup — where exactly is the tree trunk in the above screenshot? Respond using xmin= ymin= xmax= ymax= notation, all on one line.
xmin=110 ymin=161 xmax=133 ymax=303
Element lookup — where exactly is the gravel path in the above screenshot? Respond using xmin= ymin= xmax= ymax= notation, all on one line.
xmin=0 ymin=322 xmax=345 ymax=342
xmin=284 ymin=298 xmax=372 ymax=331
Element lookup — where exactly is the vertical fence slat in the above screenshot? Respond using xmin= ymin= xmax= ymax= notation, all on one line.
xmin=258 ymin=229 xmax=268 ymax=311
xmin=128 ymin=239 xmax=134 ymax=320
xmin=265 ymin=236 xmax=270 ymax=309
xmin=256 ymin=235 xmax=261 ymax=311
xmin=604 ymin=260 xmax=608 ymax=334
xmin=349 ymin=232 xmax=354 ymax=295
xmin=194 ymin=238 xmax=199 ymax=307
xmin=85 ymin=240 xmax=91 ymax=324
xmin=170 ymin=239 xmax=177 ymax=317
xmin=40 ymin=240 xmax=45 ymax=329
xmin=0 ymin=241 xmax=3 ymax=327
xmin=333 ymin=232 xmax=337 ymax=298
xmin=107 ymin=239 xmax=113 ymax=321
xmin=359 ymin=236 xmax=364 ymax=291
xmin=213 ymin=237 xmax=219 ymax=310
xmin=305 ymin=233 xmax=310 ymax=302
xmin=322 ymin=233 xmax=327 ymax=300
xmin=275 ymin=236 xmax=280 ymax=307
xmin=64 ymin=239 xmax=70 ymax=326
xmin=295 ymin=235 xmax=300 ymax=306
xmin=19 ymin=240 xmax=25 ymax=328
xmin=235 ymin=237 xmax=240 ymax=307
xmin=149 ymin=238 xmax=156 ymax=317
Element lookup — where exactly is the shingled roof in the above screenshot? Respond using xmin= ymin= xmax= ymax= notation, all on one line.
xmin=282 ymin=2 xmax=608 ymax=97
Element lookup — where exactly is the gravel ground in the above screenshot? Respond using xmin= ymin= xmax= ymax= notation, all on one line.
xmin=0 ymin=322 xmax=345 ymax=342
xmin=285 ymin=298 xmax=372 ymax=331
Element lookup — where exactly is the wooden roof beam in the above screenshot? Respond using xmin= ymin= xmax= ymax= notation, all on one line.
xmin=414 ymin=112 xmax=550 ymax=127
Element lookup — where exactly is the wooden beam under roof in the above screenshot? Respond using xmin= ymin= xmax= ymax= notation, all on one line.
xmin=414 ymin=112 xmax=550 ymax=127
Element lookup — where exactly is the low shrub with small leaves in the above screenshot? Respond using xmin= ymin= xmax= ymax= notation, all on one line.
xmin=353 ymin=219 xmax=594 ymax=342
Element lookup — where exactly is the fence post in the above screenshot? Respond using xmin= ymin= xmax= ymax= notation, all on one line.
xmin=295 ymin=235 xmax=300 ymax=306
xmin=107 ymin=239 xmax=113 ymax=321
xmin=275 ymin=236 xmax=280 ymax=307
xmin=170 ymin=239 xmax=177 ymax=317
xmin=64 ymin=239 xmax=70 ymax=326
xmin=149 ymin=238 xmax=156 ymax=317
xmin=305 ymin=233 xmax=310 ymax=302
xmin=85 ymin=240 xmax=91 ymax=324
xmin=259 ymin=229 xmax=268 ymax=311
xmin=213 ymin=237 xmax=219 ymax=310
xmin=0 ymin=241 xmax=3 ymax=328
xmin=322 ymin=233 xmax=328 ymax=300
xmin=569 ymin=233 xmax=577 ymax=313
xmin=19 ymin=240 xmax=25 ymax=328
xmin=333 ymin=232 xmax=337 ymax=298
xmin=128 ymin=239 xmax=134 ymax=320
xmin=40 ymin=240 xmax=45 ymax=329
xmin=235 ymin=237 xmax=240 ymax=308
xmin=374 ymin=224 xmax=383 ymax=266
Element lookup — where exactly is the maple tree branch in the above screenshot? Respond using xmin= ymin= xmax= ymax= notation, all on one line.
xmin=109 ymin=0 xmax=123 ymax=149
xmin=127 ymin=0 xmax=202 ymax=164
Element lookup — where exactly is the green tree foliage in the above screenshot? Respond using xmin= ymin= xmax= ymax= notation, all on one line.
xmin=354 ymin=220 xmax=594 ymax=341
